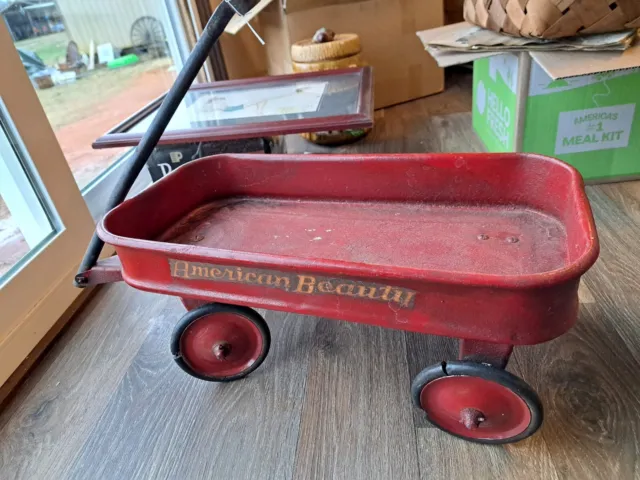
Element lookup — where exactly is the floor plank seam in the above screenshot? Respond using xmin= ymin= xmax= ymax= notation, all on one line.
xmin=288 ymin=312 xmax=312 ymax=480
xmin=512 ymin=352 xmax=563 ymax=480
xmin=405 ymin=331 xmax=427 ymax=480
xmin=61 ymin=319 xmax=159 ymax=480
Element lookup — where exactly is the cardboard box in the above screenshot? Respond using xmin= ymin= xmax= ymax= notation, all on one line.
xmin=472 ymin=48 xmax=640 ymax=182
xmin=208 ymin=0 xmax=270 ymax=79
xmin=220 ymin=24 xmax=269 ymax=79
xmin=444 ymin=0 xmax=465 ymax=24
xmin=229 ymin=0 xmax=444 ymax=109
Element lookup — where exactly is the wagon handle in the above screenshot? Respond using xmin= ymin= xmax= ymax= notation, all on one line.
xmin=74 ymin=0 xmax=259 ymax=288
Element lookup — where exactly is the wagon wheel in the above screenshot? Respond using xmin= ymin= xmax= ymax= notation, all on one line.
xmin=411 ymin=361 xmax=543 ymax=444
xmin=131 ymin=16 xmax=167 ymax=58
xmin=171 ymin=303 xmax=270 ymax=382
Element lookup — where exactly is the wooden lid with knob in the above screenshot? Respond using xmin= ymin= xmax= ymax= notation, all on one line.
xmin=291 ymin=28 xmax=361 ymax=63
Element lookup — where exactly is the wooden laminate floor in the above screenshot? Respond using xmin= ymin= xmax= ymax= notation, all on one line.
xmin=1 ymin=70 xmax=639 ymax=479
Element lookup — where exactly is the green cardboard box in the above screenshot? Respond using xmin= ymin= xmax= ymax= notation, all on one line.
xmin=472 ymin=52 xmax=640 ymax=182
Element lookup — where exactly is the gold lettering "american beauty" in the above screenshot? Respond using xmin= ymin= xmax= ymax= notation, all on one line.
xmin=169 ymin=260 xmax=417 ymax=309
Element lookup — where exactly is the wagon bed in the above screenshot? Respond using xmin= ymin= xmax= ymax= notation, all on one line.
xmin=159 ymin=197 xmax=568 ymax=276
xmin=99 ymin=153 xmax=596 ymax=285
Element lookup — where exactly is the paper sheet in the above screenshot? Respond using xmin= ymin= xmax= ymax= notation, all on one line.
xmin=417 ymin=22 xmax=637 ymax=68
xmin=190 ymin=81 xmax=328 ymax=121
xmin=418 ymin=22 xmax=635 ymax=52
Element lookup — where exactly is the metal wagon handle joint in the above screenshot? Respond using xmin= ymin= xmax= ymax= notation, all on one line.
xmin=74 ymin=0 xmax=259 ymax=288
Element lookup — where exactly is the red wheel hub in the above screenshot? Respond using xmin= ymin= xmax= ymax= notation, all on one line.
xmin=180 ymin=312 xmax=263 ymax=378
xmin=420 ymin=375 xmax=531 ymax=440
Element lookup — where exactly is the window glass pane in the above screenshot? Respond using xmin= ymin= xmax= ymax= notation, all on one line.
xmin=9 ymin=0 xmax=180 ymax=190
xmin=0 ymin=113 xmax=57 ymax=280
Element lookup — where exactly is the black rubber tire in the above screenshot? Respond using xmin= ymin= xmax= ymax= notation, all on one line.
xmin=171 ymin=303 xmax=270 ymax=382
xmin=411 ymin=361 xmax=543 ymax=444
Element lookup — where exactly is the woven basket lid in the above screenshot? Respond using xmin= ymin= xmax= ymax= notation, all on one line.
xmin=464 ymin=0 xmax=640 ymax=39
xmin=291 ymin=33 xmax=361 ymax=63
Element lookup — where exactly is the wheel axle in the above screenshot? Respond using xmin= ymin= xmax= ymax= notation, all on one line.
xmin=460 ymin=408 xmax=486 ymax=430
xmin=212 ymin=342 xmax=231 ymax=360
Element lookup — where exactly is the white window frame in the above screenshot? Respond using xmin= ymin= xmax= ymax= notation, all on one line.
xmin=0 ymin=22 xmax=95 ymax=386
xmin=0 ymin=0 xmax=191 ymax=385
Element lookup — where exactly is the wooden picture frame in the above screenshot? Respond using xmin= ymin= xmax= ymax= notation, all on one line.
xmin=93 ymin=67 xmax=374 ymax=149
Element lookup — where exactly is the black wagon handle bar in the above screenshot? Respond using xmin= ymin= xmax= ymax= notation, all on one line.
xmin=75 ymin=0 xmax=258 ymax=287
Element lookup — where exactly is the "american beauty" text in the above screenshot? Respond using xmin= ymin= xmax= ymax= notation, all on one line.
xmin=169 ymin=259 xmax=417 ymax=309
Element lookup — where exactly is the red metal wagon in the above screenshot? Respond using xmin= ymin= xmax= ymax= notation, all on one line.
xmin=77 ymin=152 xmax=599 ymax=444
xmin=73 ymin=0 xmax=598 ymax=445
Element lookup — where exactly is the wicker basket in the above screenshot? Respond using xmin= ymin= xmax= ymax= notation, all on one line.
xmin=464 ymin=0 xmax=640 ymax=38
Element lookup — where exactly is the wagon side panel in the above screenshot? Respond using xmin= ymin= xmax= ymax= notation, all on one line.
xmin=116 ymin=247 xmax=581 ymax=345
